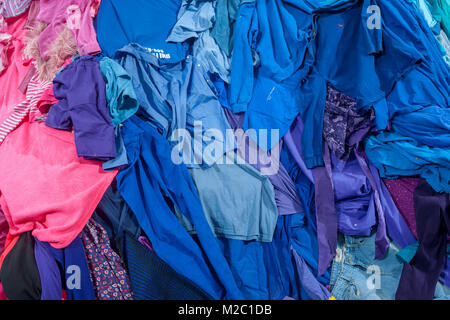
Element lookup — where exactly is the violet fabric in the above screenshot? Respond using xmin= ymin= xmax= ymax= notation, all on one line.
xmin=286 ymin=83 xmax=387 ymax=275
xmin=34 ymin=238 xmax=63 ymax=300
xmin=42 ymin=236 xmax=96 ymax=300
xmin=331 ymin=152 xmax=376 ymax=237
xmin=0 ymin=205 xmax=8 ymax=258
xmin=291 ymin=246 xmax=333 ymax=300
xmin=284 ymin=115 xmax=336 ymax=275
xmin=284 ymin=116 xmax=314 ymax=183
xmin=46 ymin=55 xmax=116 ymax=161
xmin=323 ymin=84 xmax=375 ymax=161
xmin=354 ymin=151 xmax=389 ymax=260
xmin=373 ymin=168 xmax=417 ymax=249
xmin=323 ymin=85 xmax=390 ymax=258
xmin=324 ymin=84 xmax=389 ymax=261
xmin=331 ymin=150 xmax=415 ymax=249
xmin=138 ymin=236 xmax=155 ymax=253
xmin=223 ymin=108 xmax=303 ymax=216
xmin=383 ymin=177 xmax=421 ymax=239
xmin=396 ymin=179 xmax=450 ymax=300
xmin=312 ymin=146 xmax=337 ymax=276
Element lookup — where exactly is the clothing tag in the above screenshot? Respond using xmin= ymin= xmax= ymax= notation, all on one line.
xmin=144 ymin=48 xmax=171 ymax=60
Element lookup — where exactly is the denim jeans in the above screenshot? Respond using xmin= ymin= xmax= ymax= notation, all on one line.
xmin=330 ymin=232 xmax=450 ymax=300
xmin=330 ymin=233 xmax=403 ymax=300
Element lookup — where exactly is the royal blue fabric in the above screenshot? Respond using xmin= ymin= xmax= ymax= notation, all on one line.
xmin=379 ymin=0 xmax=450 ymax=148
xmin=44 ymin=237 xmax=96 ymax=300
xmin=281 ymin=144 xmax=332 ymax=285
xmin=94 ymin=0 xmax=188 ymax=63
xmin=116 ymin=115 xmax=242 ymax=299
xmin=230 ymin=0 xmax=422 ymax=166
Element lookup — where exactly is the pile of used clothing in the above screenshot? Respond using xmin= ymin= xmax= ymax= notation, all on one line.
xmin=0 ymin=0 xmax=449 ymax=301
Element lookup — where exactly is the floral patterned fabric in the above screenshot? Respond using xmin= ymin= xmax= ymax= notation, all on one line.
xmin=81 ymin=219 xmax=133 ymax=300
xmin=323 ymin=84 xmax=375 ymax=160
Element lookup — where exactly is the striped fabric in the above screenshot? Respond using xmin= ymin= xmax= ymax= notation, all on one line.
xmin=122 ymin=232 xmax=213 ymax=300
xmin=0 ymin=0 xmax=32 ymax=18
xmin=0 ymin=72 xmax=51 ymax=144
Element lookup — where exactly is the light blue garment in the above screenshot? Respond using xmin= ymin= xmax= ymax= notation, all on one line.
xmin=175 ymin=153 xmax=279 ymax=242
xmin=365 ymin=130 xmax=450 ymax=193
xmin=436 ymin=30 xmax=450 ymax=66
xmin=330 ymin=233 xmax=450 ymax=300
xmin=115 ymin=43 xmax=234 ymax=168
xmin=434 ymin=282 xmax=450 ymax=300
xmin=99 ymin=57 xmax=139 ymax=127
xmin=167 ymin=0 xmax=231 ymax=83
xmin=210 ymin=0 xmax=254 ymax=57
xmin=103 ymin=126 xmax=128 ymax=170
xmin=330 ymin=233 xmax=404 ymax=300
xmin=408 ymin=0 xmax=450 ymax=67
xmin=99 ymin=57 xmax=139 ymax=170
xmin=397 ymin=242 xmax=420 ymax=263
xmin=410 ymin=0 xmax=440 ymax=33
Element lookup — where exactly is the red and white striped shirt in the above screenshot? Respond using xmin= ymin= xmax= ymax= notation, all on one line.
xmin=0 ymin=72 xmax=51 ymax=144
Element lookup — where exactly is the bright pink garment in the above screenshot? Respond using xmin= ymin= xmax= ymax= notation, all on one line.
xmin=37 ymin=0 xmax=101 ymax=60
xmin=0 ymin=14 xmax=30 ymax=124
xmin=0 ymin=72 xmax=51 ymax=144
xmin=0 ymin=114 xmax=117 ymax=249
xmin=0 ymin=283 xmax=8 ymax=300
xmin=0 ymin=15 xmax=12 ymax=74
xmin=36 ymin=82 xmax=57 ymax=113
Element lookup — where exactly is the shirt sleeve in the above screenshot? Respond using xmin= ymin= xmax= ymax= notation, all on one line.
xmin=46 ymin=57 xmax=116 ymax=161
xmin=229 ymin=2 xmax=259 ymax=113
xmin=66 ymin=1 xmax=101 ymax=56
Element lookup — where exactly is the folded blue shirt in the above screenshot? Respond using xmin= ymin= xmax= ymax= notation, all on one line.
xmin=115 ymin=43 xmax=234 ymax=168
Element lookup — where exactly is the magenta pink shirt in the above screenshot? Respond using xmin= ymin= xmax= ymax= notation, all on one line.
xmin=37 ymin=0 xmax=101 ymax=60
xmin=0 ymin=114 xmax=116 ymax=248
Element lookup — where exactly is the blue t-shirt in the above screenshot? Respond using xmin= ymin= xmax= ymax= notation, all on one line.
xmin=94 ymin=0 xmax=188 ymax=63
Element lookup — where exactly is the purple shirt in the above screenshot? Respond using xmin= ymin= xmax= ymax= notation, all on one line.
xmin=46 ymin=56 xmax=116 ymax=161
